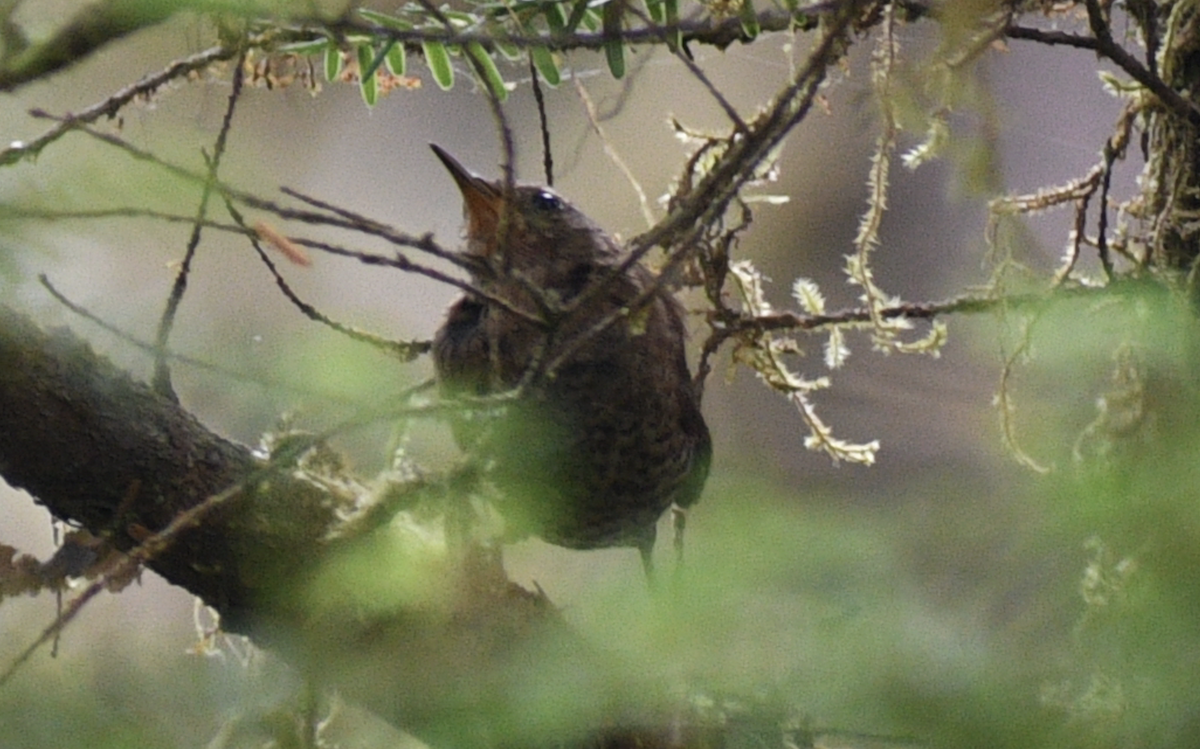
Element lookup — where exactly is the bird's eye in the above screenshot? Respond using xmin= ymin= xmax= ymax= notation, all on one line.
xmin=531 ymin=191 xmax=563 ymax=212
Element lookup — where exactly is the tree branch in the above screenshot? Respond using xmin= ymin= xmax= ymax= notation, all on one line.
xmin=0 ymin=305 xmax=661 ymax=749
xmin=1005 ymin=23 xmax=1200 ymax=127
xmin=0 ymin=0 xmax=182 ymax=91
xmin=0 ymin=42 xmax=242 ymax=165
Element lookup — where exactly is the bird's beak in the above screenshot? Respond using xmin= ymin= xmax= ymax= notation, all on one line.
xmin=431 ymin=144 xmax=502 ymax=249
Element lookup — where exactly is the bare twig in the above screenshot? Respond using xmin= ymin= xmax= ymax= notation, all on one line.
xmin=535 ymin=2 xmax=864 ymax=383
xmin=0 ymin=42 xmax=245 ymax=165
xmin=1006 ymin=23 xmax=1200 ymax=126
xmin=226 ymin=199 xmax=433 ymax=362
xmin=1 ymin=206 xmax=251 ymax=232
xmin=573 ymin=76 xmax=655 ymax=228
xmin=626 ymin=4 xmax=747 ymax=134
xmin=152 ymin=45 xmax=247 ymax=400
xmin=0 ymin=477 xmax=253 ymax=690
xmin=279 ymin=187 xmax=470 ymax=269
xmin=38 ymin=274 xmax=369 ymax=404
xmin=529 ymin=55 xmax=554 ymax=186
xmin=53 ymin=126 xmax=547 ymax=326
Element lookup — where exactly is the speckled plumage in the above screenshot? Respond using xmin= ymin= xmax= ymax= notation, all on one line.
xmin=430 ymin=146 xmax=711 ymax=573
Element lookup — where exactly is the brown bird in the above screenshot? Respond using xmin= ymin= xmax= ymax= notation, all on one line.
xmin=430 ymin=145 xmax=711 ymax=575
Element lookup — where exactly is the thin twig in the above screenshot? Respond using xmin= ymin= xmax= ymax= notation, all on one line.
xmin=3 ymin=203 xmax=530 ymax=324
xmin=38 ymin=274 xmax=370 ymax=404
xmin=1006 ymin=23 xmax=1200 ymax=126
xmin=573 ymin=75 xmax=655 ymax=228
xmin=151 ymin=45 xmax=247 ymax=400
xmin=307 ymin=9 xmax=826 ymax=57
xmin=227 ymin=200 xmax=433 ymax=362
xmin=0 ymin=42 xmax=245 ymax=166
xmin=529 ymin=55 xmax=554 ymax=186
xmin=279 ymin=186 xmax=470 ymax=269
xmin=1097 ymin=137 xmax=1117 ymax=280
xmin=0 ymin=477 xmax=255 ymax=689
xmin=627 ymin=4 xmax=747 ymax=134
xmin=57 ymin=127 xmax=546 ymax=325
xmin=65 ymin=125 xmax=462 ymax=265
xmin=539 ymin=1 xmax=862 ymax=383
xmin=2 ymin=206 xmax=251 ymax=233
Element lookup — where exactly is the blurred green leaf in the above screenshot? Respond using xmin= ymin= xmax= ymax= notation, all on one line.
xmin=324 ymin=44 xmax=342 ymax=81
xmin=423 ymin=39 xmax=455 ymax=90
xmin=602 ymin=0 xmax=625 ymax=79
xmin=358 ymin=8 xmax=414 ymax=29
xmin=531 ymin=46 xmax=560 ymax=86
xmin=356 ymin=44 xmax=379 ymax=106
xmin=740 ymin=0 xmax=760 ymax=39
xmin=581 ymin=7 xmax=602 ymax=31
xmin=495 ymin=40 xmax=522 ymax=60
xmin=386 ymin=40 xmax=407 ymax=76
xmin=664 ymin=0 xmax=681 ymax=51
xmin=443 ymin=9 xmax=477 ymax=26
xmin=360 ymin=40 xmax=395 ymax=83
xmin=465 ymin=42 xmax=508 ymax=101
xmin=604 ymin=39 xmax=625 ymax=79
xmin=644 ymin=0 xmax=666 ymax=24
xmin=277 ymin=38 xmax=331 ymax=55
xmin=565 ymin=0 xmax=590 ymax=31
xmin=543 ymin=0 xmax=568 ymax=32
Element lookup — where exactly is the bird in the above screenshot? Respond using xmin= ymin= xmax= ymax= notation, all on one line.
xmin=429 ymin=144 xmax=711 ymax=576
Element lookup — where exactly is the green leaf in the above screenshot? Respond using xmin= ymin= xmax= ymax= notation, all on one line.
xmin=739 ymin=0 xmax=759 ymax=39
xmin=580 ymin=7 xmax=601 ymax=31
xmin=543 ymin=0 xmax=567 ymax=32
xmin=386 ymin=41 xmax=407 ymax=76
xmin=442 ymin=10 xmax=476 ymax=27
xmin=356 ymin=44 xmax=379 ymax=106
xmin=359 ymin=9 xmax=414 ymax=30
xmin=279 ymin=39 xmax=332 ymax=56
xmin=465 ymin=42 xmax=508 ymax=101
xmin=604 ymin=38 xmax=625 ymax=79
xmin=644 ymin=0 xmax=665 ymax=24
xmin=565 ymin=0 xmax=590 ymax=31
xmin=602 ymin=0 xmax=625 ymax=79
xmin=531 ymin=46 xmax=560 ymax=86
xmin=495 ymin=41 xmax=522 ymax=60
xmin=360 ymin=40 xmax=394 ymax=82
xmin=423 ymin=40 xmax=455 ymax=90
xmin=324 ymin=45 xmax=342 ymax=82
xmin=664 ymin=0 xmax=681 ymax=51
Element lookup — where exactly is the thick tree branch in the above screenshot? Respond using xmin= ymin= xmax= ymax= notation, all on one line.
xmin=0 ymin=305 xmax=320 ymax=623
xmin=0 ymin=305 xmax=663 ymax=749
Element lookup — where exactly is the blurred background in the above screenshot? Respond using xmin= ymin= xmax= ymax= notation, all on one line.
xmin=2 ymin=6 xmax=1182 ymax=748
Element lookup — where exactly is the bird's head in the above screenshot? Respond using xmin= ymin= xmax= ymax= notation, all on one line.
xmin=431 ymin=145 xmax=620 ymax=290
